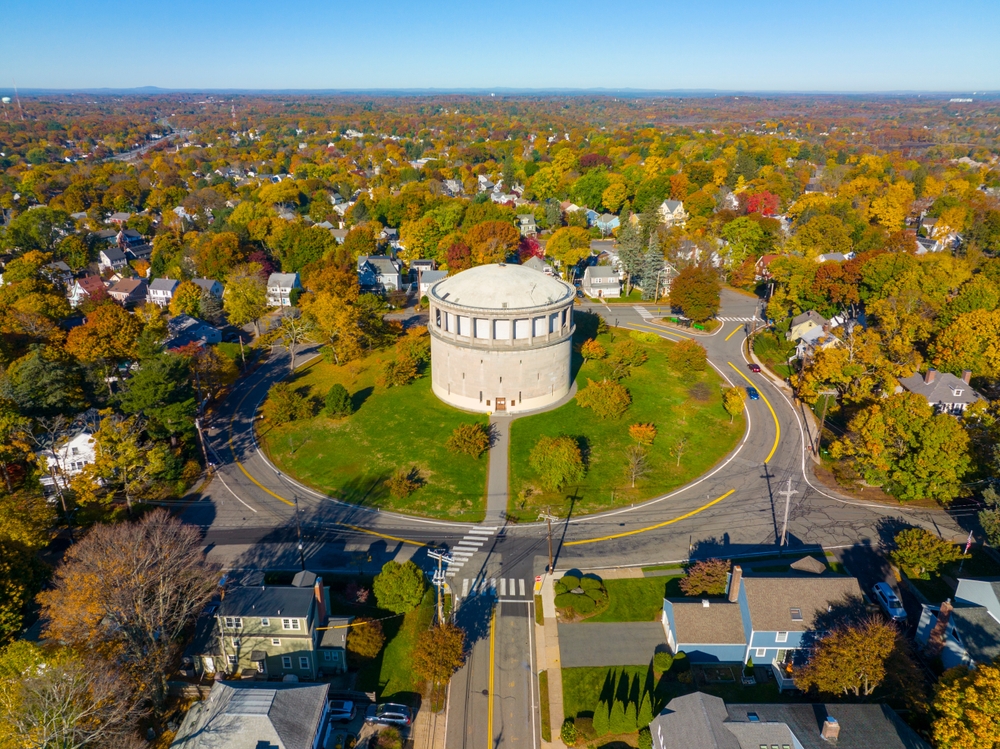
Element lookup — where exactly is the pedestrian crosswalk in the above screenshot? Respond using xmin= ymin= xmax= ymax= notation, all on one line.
xmin=633 ymin=305 xmax=655 ymax=320
xmin=454 ymin=575 xmax=531 ymax=601
xmin=443 ymin=526 xmax=497 ymax=577
xmin=717 ymin=316 xmax=762 ymax=322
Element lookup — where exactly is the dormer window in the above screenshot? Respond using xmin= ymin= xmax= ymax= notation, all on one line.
xmin=953 ymin=388 xmax=963 ymax=397
xmin=790 ymin=608 xmax=802 ymax=621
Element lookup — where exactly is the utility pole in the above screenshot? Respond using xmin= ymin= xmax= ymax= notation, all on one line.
xmin=814 ymin=389 xmax=839 ymax=454
xmin=194 ymin=417 xmax=213 ymax=474
xmin=778 ymin=479 xmax=798 ymax=547
xmin=539 ymin=510 xmax=558 ymax=573
xmin=427 ymin=549 xmax=451 ymax=623
xmin=293 ymin=494 xmax=306 ymax=571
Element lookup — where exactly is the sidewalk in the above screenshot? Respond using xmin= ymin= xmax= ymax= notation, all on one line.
xmin=410 ymin=705 xmax=447 ymax=749
xmin=537 ymin=573 xmax=567 ymax=749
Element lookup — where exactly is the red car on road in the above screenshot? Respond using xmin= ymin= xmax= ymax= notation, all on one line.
xmin=748 ymin=363 xmax=761 ymax=373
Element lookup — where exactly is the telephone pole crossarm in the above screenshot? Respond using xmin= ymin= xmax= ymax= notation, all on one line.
xmin=777 ymin=478 xmax=798 ymax=547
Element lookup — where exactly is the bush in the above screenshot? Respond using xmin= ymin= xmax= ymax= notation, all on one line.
xmin=346 ymin=617 xmax=385 ymax=663
xmin=385 ymin=467 xmax=421 ymax=499
xmin=572 ymin=594 xmax=596 ymax=614
xmin=554 ymin=592 xmax=578 ymax=609
xmin=576 ymin=379 xmax=631 ymax=419
xmin=579 ymin=575 xmax=603 ymax=590
xmin=529 ymin=436 xmax=585 ymax=491
xmin=420 ymin=295 xmax=429 ymax=306
xmin=447 ymin=422 xmax=491 ymax=458
xmin=629 ymin=423 xmax=657 ymax=445
xmin=561 ymin=719 xmax=577 ymax=746
xmin=607 ymin=339 xmax=648 ymax=378
xmin=560 ymin=574 xmax=581 ymax=590
xmin=592 ymin=700 xmax=610 ymax=736
xmin=580 ymin=339 xmax=607 ymax=360
xmin=325 ymin=383 xmax=354 ymax=417
xmin=629 ymin=330 xmax=660 ymax=343
xmin=679 ymin=558 xmax=730 ymax=596
xmin=262 ymin=382 xmax=312 ymax=425
xmin=671 ymin=338 xmax=707 ymax=374
xmin=638 ymin=727 xmax=652 ymax=749
xmin=553 ymin=580 xmax=569 ymax=595
xmin=653 ymin=651 xmax=674 ymax=673
xmin=377 ymin=354 xmax=418 ymax=388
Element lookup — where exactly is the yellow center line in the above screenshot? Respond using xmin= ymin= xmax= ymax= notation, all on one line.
xmin=625 ymin=321 xmax=692 ymax=340
xmin=727 ymin=362 xmax=780 ymax=464
xmin=487 ymin=605 xmax=496 ymax=749
xmin=724 ymin=324 xmax=743 ymax=342
xmin=564 ymin=489 xmax=736 ymax=545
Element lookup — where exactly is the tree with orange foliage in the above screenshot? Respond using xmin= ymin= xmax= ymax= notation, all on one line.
xmin=64 ymin=303 xmax=143 ymax=394
xmin=629 ymin=423 xmax=657 ymax=445
xmin=466 ymin=220 xmax=520 ymax=265
xmin=37 ymin=509 xmax=219 ymax=714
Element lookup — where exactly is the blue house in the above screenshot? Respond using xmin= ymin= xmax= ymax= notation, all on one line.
xmin=916 ymin=578 xmax=1000 ymax=670
xmin=594 ymin=213 xmax=620 ymax=235
xmin=662 ymin=563 xmax=862 ymax=688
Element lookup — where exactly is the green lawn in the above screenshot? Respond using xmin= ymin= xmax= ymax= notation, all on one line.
xmin=508 ymin=330 xmax=744 ymax=520
xmin=585 ymin=577 xmax=683 ymax=623
xmin=259 ymin=351 xmax=488 ymax=521
xmin=539 ymin=671 xmax=551 ymax=741
xmin=904 ymin=548 xmax=1000 ymax=603
xmin=356 ymin=588 xmax=435 ymax=703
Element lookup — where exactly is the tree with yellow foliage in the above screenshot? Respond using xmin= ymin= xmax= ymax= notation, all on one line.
xmin=868 ymin=181 xmax=915 ymax=231
xmin=932 ymin=661 xmax=1000 ymax=749
xmin=169 ymin=280 xmax=203 ymax=317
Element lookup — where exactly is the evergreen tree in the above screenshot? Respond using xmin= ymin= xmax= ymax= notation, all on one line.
xmin=592 ymin=699 xmax=610 ymax=736
xmin=624 ymin=700 xmax=638 ymax=733
xmin=609 ymin=697 xmax=628 ymax=735
xmin=639 ymin=240 xmax=666 ymax=301
xmin=637 ymin=689 xmax=652 ymax=728
xmin=200 ymin=289 xmax=224 ymax=325
xmin=616 ymin=218 xmax=644 ymax=294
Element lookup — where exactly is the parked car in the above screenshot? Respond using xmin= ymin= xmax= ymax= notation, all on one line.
xmin=329 ymin=700 xmax=357 ymax=722
xmin=872 ymin=582 xmax=907 ymax=622
xmin=748 ymin=363 xmax=761 ymax=373
xmin=746 ymin=386 xmax=760 ymax=401
xmin=365 ymin=703 xmax=412 ymax=727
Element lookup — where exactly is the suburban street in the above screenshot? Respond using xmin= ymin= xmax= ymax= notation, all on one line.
xmin=181 ymin=288 xmax=970 ymax=749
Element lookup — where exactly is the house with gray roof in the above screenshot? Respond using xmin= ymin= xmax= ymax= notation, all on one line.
xmin=662 ymin=565 xmax=863 ymax=688
xmin=522 ymin=255 xmax=555 ymax=276
xmin=267 ymin=272 xmax=302 ymax=307
xmin=191 ymin=278 xmax=224 ymax=298
xmin=171 ymin=681 xmax=329 ymax=749
xmin=357 ymin=255 xmax=403 ymax=292
xmin=582 ymin=266 xmax=622 ymax=298
xmin=788 ymin=310 xmax=828 ymax=342
xmin=916 ymin=577 xmax=1000 ymax=669
xmin=650 ymin=691 xmax=930 ymax=749
xmin=98 ymin=245 xmax=128 ymax=272
xmin=187 ymin=570 xmax=352 ymax=680
xmin=897 ymin=369 xmax=982 ymax=414
xmin=148 ymin=278 xmax=179 ymax=307
xmin=658 ymin=199 xmax=688 ymax=227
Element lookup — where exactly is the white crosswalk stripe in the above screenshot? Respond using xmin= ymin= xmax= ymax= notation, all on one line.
xmin=717 ymin=316 xmax=761 ymax=322
xmin=500 ymin=578 xmax=507 ymax=596
xmin=456 ymin=577 xmax=531 ymax=601
xmin=519 ymin=579 xmax=526 ymax=596
xmin=633 ymin=305 xmax=654 ymax=320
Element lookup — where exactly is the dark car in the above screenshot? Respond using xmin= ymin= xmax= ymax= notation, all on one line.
xmin=748 ymin=363 xmax=761 ymax=373
xmin=364 ymin=703 xmax=412 ymax=727
xmin=746 ymin=386 xmax=760 ymax=401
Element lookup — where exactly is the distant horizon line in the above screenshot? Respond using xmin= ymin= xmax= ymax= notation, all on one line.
xmin=0 ymin=85 xmax=997 ymax=98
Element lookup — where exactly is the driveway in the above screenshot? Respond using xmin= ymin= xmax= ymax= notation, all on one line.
xmin=558 ymin=622 xmax=667 ymax=667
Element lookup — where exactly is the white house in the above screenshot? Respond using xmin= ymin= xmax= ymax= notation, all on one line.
xmin=418 ymin=270 xmax=448 ymax=297
xmin=147 ymin=278 xmax=179 ymax=307
xmin=896 ymin=369 xmax=982 ymax=414
xmin=98 ymin=246 xmax=128 ymax=272
xmin=266 ymin=273 xmax=301 ymax=307
xmin=658 ymin=199 xmax=688 ymax=227
xmin=166 ymin=315 xmax=222 ymax=348
xmin=68 ymin=276 xmax=107 ymax=308
xmin=582 ymin=266 xmax=622 ymax=298
xmin=191 ymin=278 xmax=224 ymax=298
xmin=37 ymin=427 xmax=96 ymax=491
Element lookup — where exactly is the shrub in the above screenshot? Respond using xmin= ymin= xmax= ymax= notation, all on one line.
xmin=609 ymin=698 xmax=628 ymax=735
xmin=638 ymin=727 xmax=652 ymax=749
xmin=607 ymin=339 xmax=648 ymax=378
xmin=679 ymin=558 xmax=730 ymax=596
xmin=554 ymin=592 xmax=578 ymax=609
xmin=561 ymin=719 xmax=577 ymax=745
xmin=529 ymin=435 xmax=585 ymax=491
xmin=673 ymin=651 xmax=690 ymax=672
xmin=377 ymin=354 xmax=419 ymax=388
xmin=553 ymin=580 xmax=569 ymax=595
xmin=447 ymin=422 xmax=491 ymax=458
xmin=576 ymin=379 xmax=631 ymax=419
xmin=579 ymin=575 xmax=603 ymax=591
xmin=629 ymin=423 xmax=657 ymax=445
xmin=653 ymin=651 xmax=674 ymax=673
xmin=385 ymin=467 xmax=420 ymax=498
xmin=346 ymin=617 xmax=386 ymax=663
xmin=325 ymin=383 xmax=354 ymax=417
xmin=396 ymin=326 xmax=431 ymax=365
xmin=592 ymin=700 xmax=610 ymax=736
xmin=375 ymin=727 xmax=402 ymax=749
xmin=262 ymin=382 xmax=312 ymax=425
xmin=672 ymin=338 xmax=707 ymax=373
xmin=572 ymin=594 xmax=596 ymax=614
xmin=420 ymin=295 xmax=429 ymax=306
xmin=629 ymin=330 xmax=660 ymax=343
xmin=560 ymin=574 xmax=581 ymax=590
xmin=580 ymin=339 xmax=607 ymax=360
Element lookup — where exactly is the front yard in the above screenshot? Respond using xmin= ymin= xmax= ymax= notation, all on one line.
xmin=584 ymin=577 xmax=684 ymax=623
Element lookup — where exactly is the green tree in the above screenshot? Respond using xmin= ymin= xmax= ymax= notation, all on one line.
xmin=721 ymin=216 xmax=767 ymax=267
xmin=261 ymin=382 xmax=312 ymax=425
xmin=980 ymin=486 xmax=1000 ymax=548
xmin=413 ymin=622 xmax=466 ymax=688
xmin=679 ymin=559 xmax=730 ymax=596
xmin=637 ymin=689 xmax=652 ymax=728
xmin=546 ymin=227 xmax=591 ymax=277
xmin=609 ymin=693 xmax=628 ymax=734
xmin=669 ymin=265 xmax=720 ymax=323
xmin=890 ymin=528 xmax=962 ymax=578
xmin=830 ymin=393 xmax=972 ymax=503
xmin=447 ymin=422 xmax=491 ymax=459
xmin=223 ymin=263 xmax=269 ymax=345
xmin=723 ymin=387 xmax=746 ymax=423
xmin=117 ymin=353 xmax=197 ymax=443
xmin=325 ymin=384 xmax=354 ymax=418
xmin=592 ymin=698 xmax=610 ymax=736
xmin=529 ymin=435 xmax=585 ymax=491
xmin=373 ymin=560 xmax=427 ymax=614
xmin=795 ymin=617 xmax=898 ymax=697
xmin=932 ymin=661 xmax=1000 ymax=749
xmin=1 ymin=207 xmax=71 ymax=252
xmin=6 ymin=345 xmax=86 ymax=418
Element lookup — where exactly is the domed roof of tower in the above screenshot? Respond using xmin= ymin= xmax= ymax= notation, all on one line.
xmin=429 ymin=263 xmax=574 ymax=311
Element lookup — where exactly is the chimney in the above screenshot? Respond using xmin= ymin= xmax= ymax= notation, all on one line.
xmin=925 ymin=369 xmax=937 ymax=384
xmin=962 ymin=370 xmax=972 ymax=385
xmin=927 ymin=599 xmax=953 ymax=657
xmin=702 ymin=599 xmax=710 ymax=608
xmin=728 ymin=565 xmax=742 ymax=603
xmin=821 ymin=717 xmax=840 ymax=742
xmin=314 ymin=576 xmax=327 ymax=626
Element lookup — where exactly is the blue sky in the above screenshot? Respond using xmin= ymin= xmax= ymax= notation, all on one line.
xmin=4 ymin=0 xmax=998 ymax=91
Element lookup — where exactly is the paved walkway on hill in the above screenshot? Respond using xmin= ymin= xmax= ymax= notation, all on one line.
xmin=486 ymin=414 xmax=511 ymax=522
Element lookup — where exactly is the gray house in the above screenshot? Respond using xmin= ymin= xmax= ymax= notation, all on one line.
xmin=897 ymin=369 xmax=982 ymax=414
xmin=650 ymin=692 xmax=929 ymax=749
xmin=916 ymin=578 xmax=1000 ymax=670
xmin=147 ymin=278 xmax=179 ymax=307
xmin=191 ymin=278 xmax=224 ymax=298
xmin=357 ymin=255 xmax=403 ymax=292
xmin=582 ymin=266 xmax=622 ymax=298
xmin=171 ymin=681 xmax=329 ymax=749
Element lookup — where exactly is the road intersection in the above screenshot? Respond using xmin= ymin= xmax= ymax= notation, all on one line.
xmin=181 ymin=288 xmax=966 ymax=749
